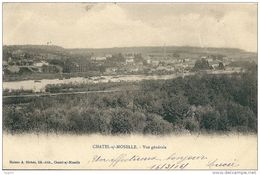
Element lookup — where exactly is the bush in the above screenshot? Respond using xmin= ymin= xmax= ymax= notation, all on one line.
xmin=110 ymin=109 xmax=134 ymax=134
xmin=68 ymin=108 xmax=111 ymax=134
xmin=200 ymin=111 xmax=220 ymax=131
xmin=144 ymin=114 xmax=173 ymax=135
xmin=3 ymin=106 xmax=30 ymax=133
xmin=227 ymin=102 xmax=257 ymax=132
xmin=162 ymin=93 xmax=190 ymax=124
xmin=183 ymin=117 xmax=200 ymax=132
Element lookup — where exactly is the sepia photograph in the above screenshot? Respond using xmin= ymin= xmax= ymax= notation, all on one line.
xmin=2 ymin=2 xmax=258 ymax=172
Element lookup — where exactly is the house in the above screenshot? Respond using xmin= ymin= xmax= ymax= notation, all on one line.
xmin=105 ymin=67 xmax=117 ymax=74
xmin=129 ymin=67 xmax=139 ymax=72
xmin=211 ymin=64 xmax=218 ymax=69
xmin=146 ymin=59 xmax=151 ymax=64
xmin=91 ymin=56 xmax=106 ymax=61
xmin=142 ymin=55 xmax=151 ymax=64
xmin=157 ymin=65 xmax=167 ymax=71
xmin=125 ymin=58 xmax=134 ymax=64
xmin=182 ymin=64 xmax=189 ymax=68
xmin=8 ymin=57 xmax=12 ymax=63
xmin=177 ymin=59 xmax=183 ymax=63
xmin=33 ymin=61 xmax=49 ymax=67
xmin=207 ymin=58 xmax=213 ymax=62
xmin=166 ymin=66 xmax=175 ymax=71
xmin=183 ymin=58 xmax=190 ymax=62
xmin=151 ymin=60 xmax=160 ymax=66
xmin=105 ymin=54 xmax=112 ymax=58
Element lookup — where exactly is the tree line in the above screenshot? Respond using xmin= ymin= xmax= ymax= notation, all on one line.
xmin=3 ymin=63 xmax=257 ymax=134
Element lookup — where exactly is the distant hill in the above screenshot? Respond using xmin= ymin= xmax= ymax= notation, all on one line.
xmin=3 ymin=45 xmax=67 ymax=56
xmin=3 ymin=45 xmax=65 ymax=51
xmin=4 ymin=44 xmax=251 ymax=54
xmin=3 ymin=45 xmax=257 ymax=62
xmin=68 ymin=46 xmax=249 ymax=55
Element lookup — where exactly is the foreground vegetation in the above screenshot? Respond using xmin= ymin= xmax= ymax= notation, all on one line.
xmin=3 ymin=63 xmax=257 ymax=134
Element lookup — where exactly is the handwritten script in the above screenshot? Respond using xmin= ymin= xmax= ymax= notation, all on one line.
xmin=88 ymin=153 xmax=239 ymax=169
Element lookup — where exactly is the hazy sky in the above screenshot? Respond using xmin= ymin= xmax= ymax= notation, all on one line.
xmin=3 ymin=3 xmax=257 ymax=52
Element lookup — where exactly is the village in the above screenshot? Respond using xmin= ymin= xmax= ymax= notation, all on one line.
xmin=3 ymin=46 xmax=244 ymax=80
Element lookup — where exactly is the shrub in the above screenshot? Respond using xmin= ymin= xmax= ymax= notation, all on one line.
xmin=200 ymin=111 xmax=220 ymax=131
xmin=183 ymin=117 xmax=200 ymax=132
xmin=144 ymin=114 xmax=173 ymax=135
xmin=110 ymin=109 xmax=134 ymax=134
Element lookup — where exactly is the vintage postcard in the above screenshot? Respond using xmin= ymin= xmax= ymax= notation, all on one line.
xmin=2 ymin=2 xmax=258 ymax=172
